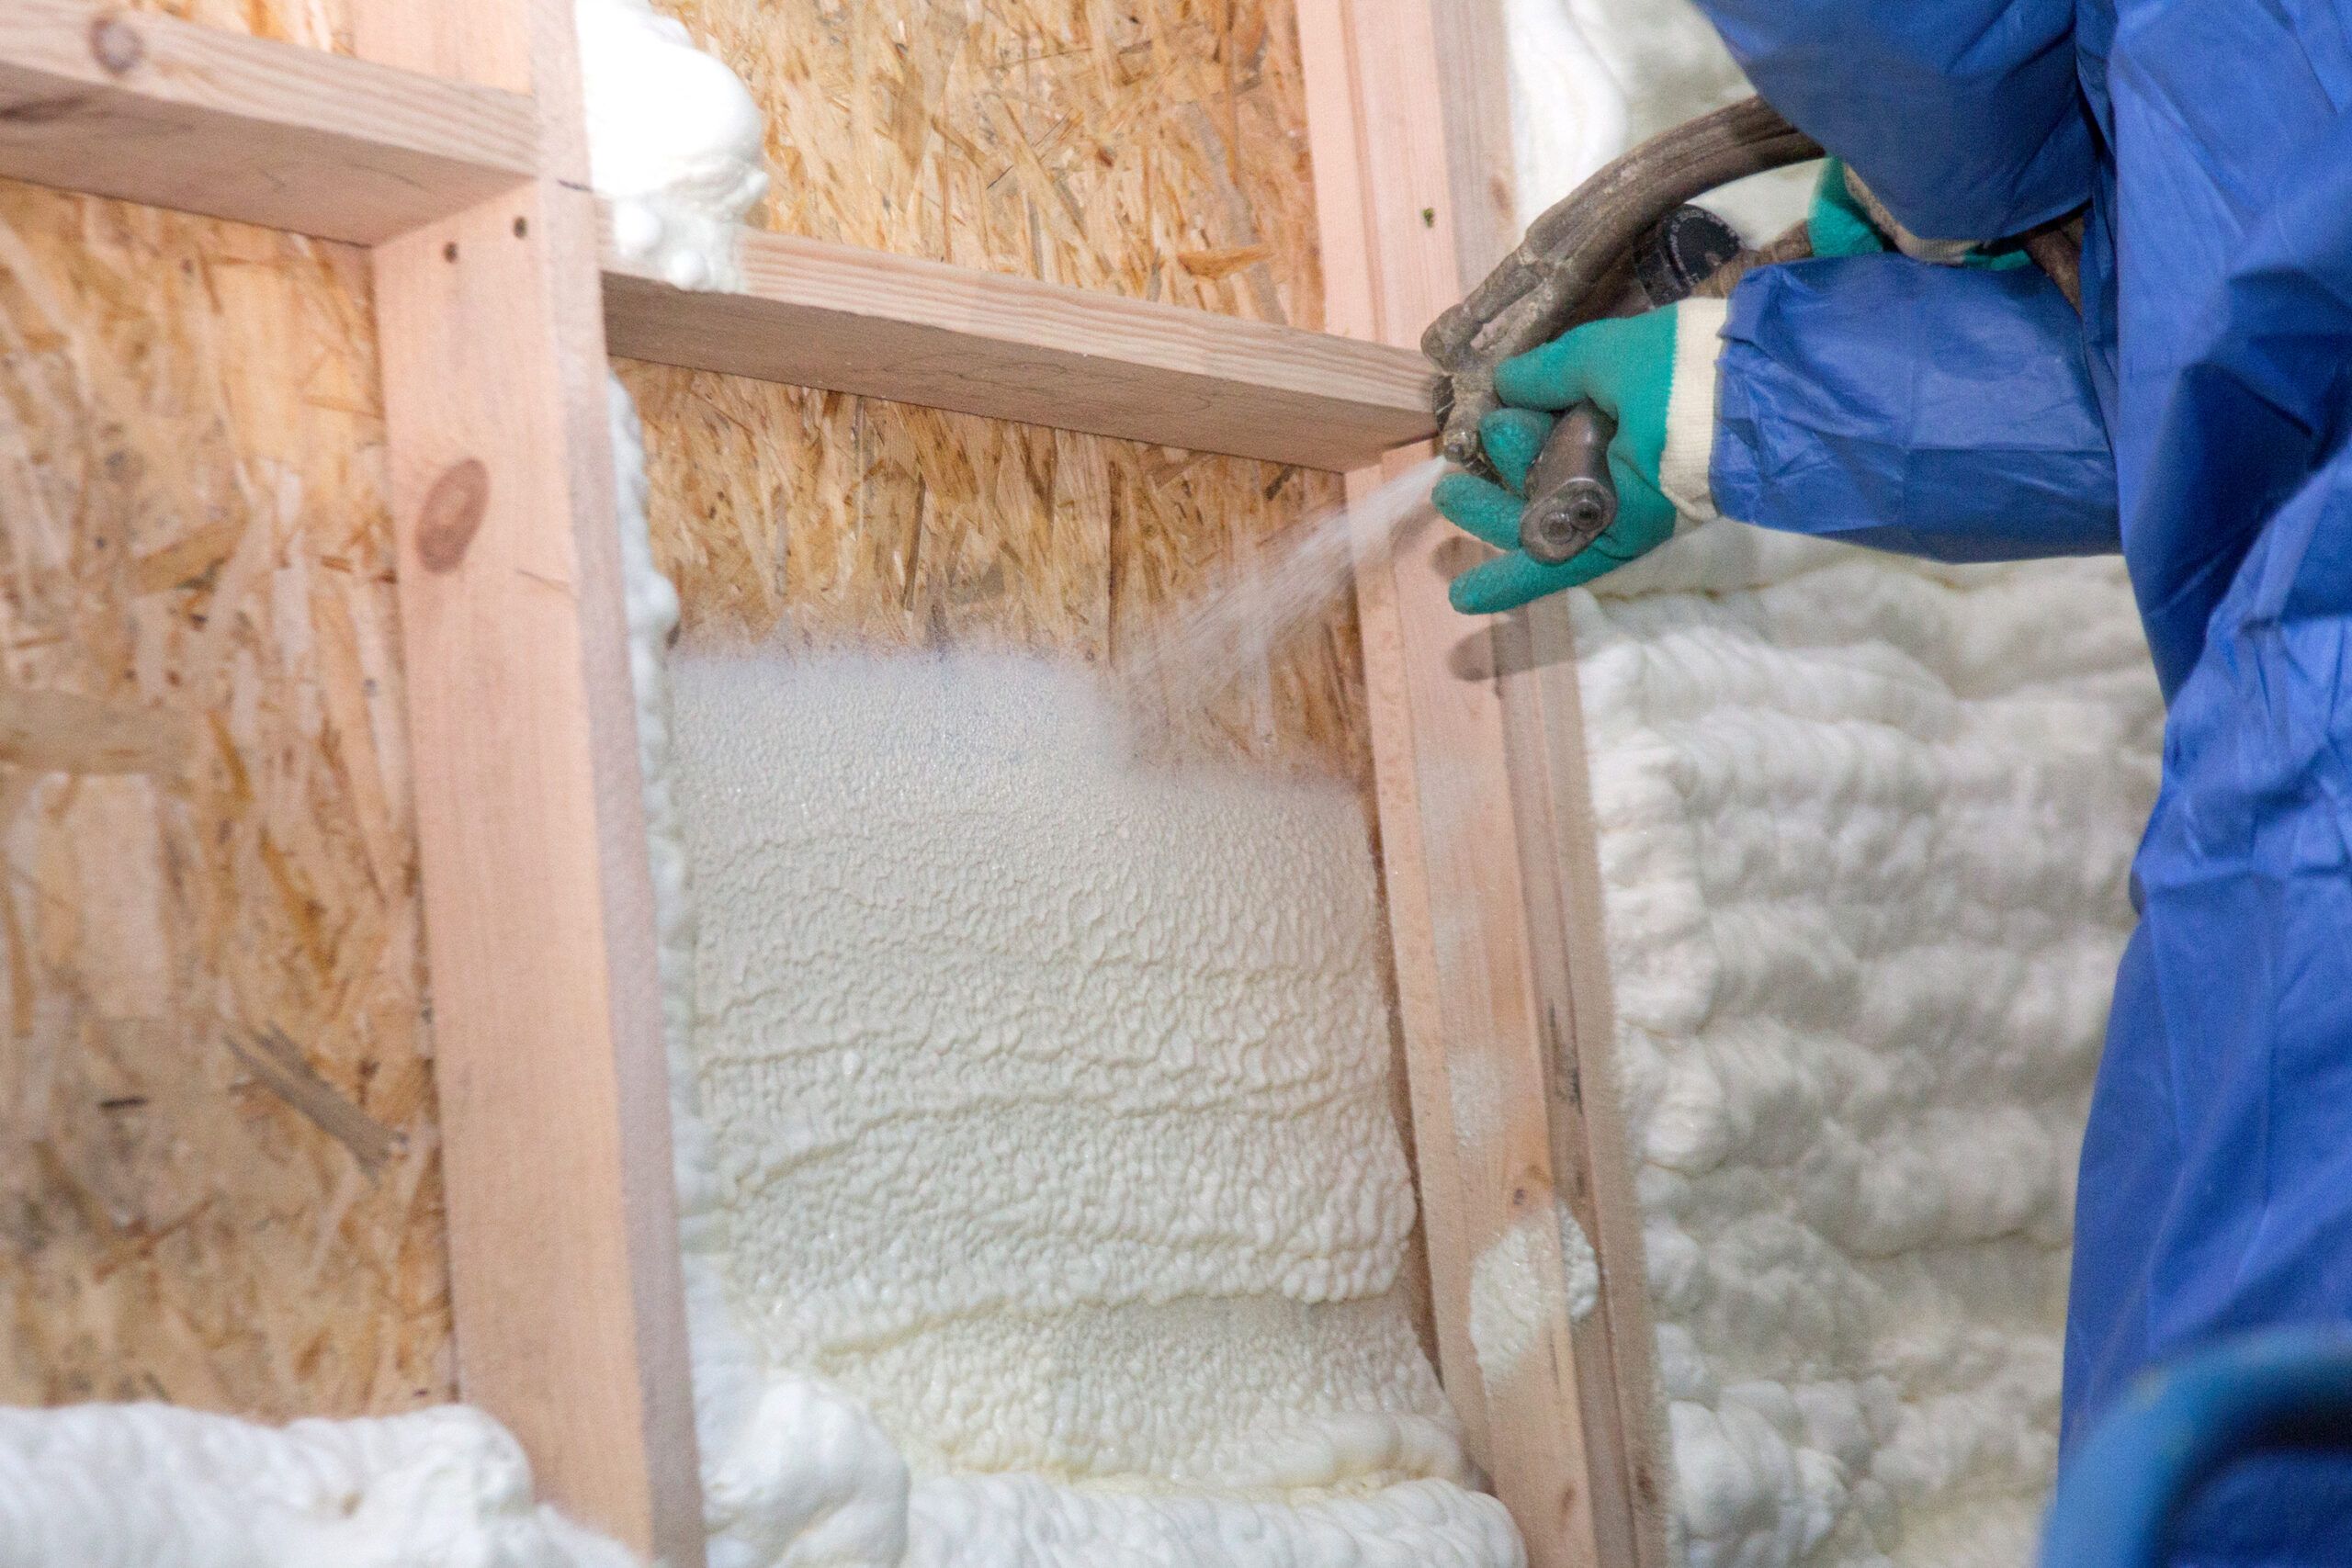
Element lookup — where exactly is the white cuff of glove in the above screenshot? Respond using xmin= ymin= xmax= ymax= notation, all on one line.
xmin=1659 ymin=297 xmax=1728 ymax=529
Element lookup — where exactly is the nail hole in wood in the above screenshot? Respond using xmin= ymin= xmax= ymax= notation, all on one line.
xmin=88 ymin=16 xmax=143 ymax=74
xmin=414 ymin=459 xmax=490 ymax=572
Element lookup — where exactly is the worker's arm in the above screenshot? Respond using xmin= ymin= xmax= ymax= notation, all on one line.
xmin=1431 ymin=166 xmax=2111 ymax=611
xmin=1705 ymin=251 xmax=2117 ymax=561
xmin=1695 ymin=0 xmax=2090 ymax=242
xmin=1434 ymin=250 xmax=2115 ymax=610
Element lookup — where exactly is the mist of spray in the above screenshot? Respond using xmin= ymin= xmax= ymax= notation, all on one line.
xmin=1130 ymin=456 xmax=1448 ymax=703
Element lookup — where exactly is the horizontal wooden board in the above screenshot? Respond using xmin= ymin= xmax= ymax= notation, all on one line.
xmin=0 ymin=0 xmax=535 ymax=242
xmin=602 ymin=215 xmax=1439 ymax=471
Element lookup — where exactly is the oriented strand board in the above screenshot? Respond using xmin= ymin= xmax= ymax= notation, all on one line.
xmin=623 ymin=0 xmax=1368 ymax=773
xmin=674 ymin=0 xmax=1323 ymax=315
xmin=0 ymin=179 xmax=449 ymax=1416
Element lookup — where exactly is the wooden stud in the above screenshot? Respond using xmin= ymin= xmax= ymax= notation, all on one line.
xmin=1508 ymin=603 xmax=1670 ymax=1568
xmin=348 ymin=0 xmax=704 ymax=1561
xmin=0 ymin=0 xmax=537 ymax=243
xmin=1295 ymin=0 xmax=1659 ymax=1564
xmin=1415 ymin=3 xmax=1668 ymax=1558
xmin=601 ymin=215 xmax=1438 ymax=472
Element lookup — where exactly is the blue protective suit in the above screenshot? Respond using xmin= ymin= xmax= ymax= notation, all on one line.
xmin=1687 ymin=2 xmax=2352 ymax=1560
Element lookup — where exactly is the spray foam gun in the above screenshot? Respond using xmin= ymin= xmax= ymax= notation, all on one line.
xmin=1421 ymin=97 xmax=1822 ymax=566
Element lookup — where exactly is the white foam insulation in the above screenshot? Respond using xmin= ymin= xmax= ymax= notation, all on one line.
xmin=1583 ymin=528 xmax=2157 ymax=1567
xmin=0 ymin=1404 xmax=636 ymax=1567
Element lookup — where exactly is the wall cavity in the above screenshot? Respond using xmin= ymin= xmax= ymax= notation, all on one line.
xmin=577 ymin=0 xmax=1513 ymax=1510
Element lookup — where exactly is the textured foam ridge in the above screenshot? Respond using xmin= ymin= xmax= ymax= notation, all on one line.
xmin=1569 ymin=534 xmax=2160 ymax=1568
xmin=693 ymin=1370 xmax=1521 ymax=1568
xmin=904 ymin=1471 xmax=1524 ymax=1568
xmin=673 ymin=652 xmax=1420 ymax=1358
xmin=694 ymin=1371 xmax=1523 ymax=1568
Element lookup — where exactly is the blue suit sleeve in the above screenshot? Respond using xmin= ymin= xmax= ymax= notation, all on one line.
xmin=1710 ymin=254 xmax=2118 ymax=562
xmin=1694 ymin=0 xmax=2089 ymax=240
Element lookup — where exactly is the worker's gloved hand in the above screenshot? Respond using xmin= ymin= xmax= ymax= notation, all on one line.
xmin=1808 ymin=157 xmax=2032 ymax=272
xmin=1433 ymin=303 xmax=1701 ymax=614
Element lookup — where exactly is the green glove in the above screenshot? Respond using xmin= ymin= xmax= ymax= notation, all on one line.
xmin=1809 ymin=157 xmax=2030 ymax=270
xmin=1806 ymin=157 xmax=1888 ymax=258
xmin=1432 ymin=303 xmax=1688 ymax=615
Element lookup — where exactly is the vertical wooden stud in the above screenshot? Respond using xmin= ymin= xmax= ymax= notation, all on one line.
xmin=348 ymin=2 xmax=703 ymax=1560
xmin=1295 ymin=1 xmax=1666 ymax=1564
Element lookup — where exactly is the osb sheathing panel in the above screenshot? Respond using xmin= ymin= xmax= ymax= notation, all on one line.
xmin=625 ymin=0 xmax=1370 ymax=772
xmin=0 ymin=175 xmax=450 ymax=1414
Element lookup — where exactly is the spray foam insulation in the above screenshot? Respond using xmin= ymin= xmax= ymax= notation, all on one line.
xmin=0 ymin=1404 xmax=633 ymax=1566
xmin=656 ymin=643 xmax=1515 ymax=1566
xmin=1574 ymin=529 xmax=2156 ymax=1567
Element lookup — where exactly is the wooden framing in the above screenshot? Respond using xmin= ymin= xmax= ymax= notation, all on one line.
xmin=344 ymin=2 xmax=703 ymax=1561
xmin=0 ymin=0 xmax=1433 ymax=472
xmin=1295 ymin=2 xmax=1664 ymax=1564
xmin=0 ymin=0 xmax=536 ymax=242
xmin=602 ymin=217 xmax=1436 ymax=471
xmin=0 ymin=0 xmax=1651 ymax=1562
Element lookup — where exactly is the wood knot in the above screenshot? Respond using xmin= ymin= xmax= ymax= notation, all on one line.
xmin=414 ymin=458 xmax=489 ymax=572
xmin=88 ymin=16 xmax=143 ymax=75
